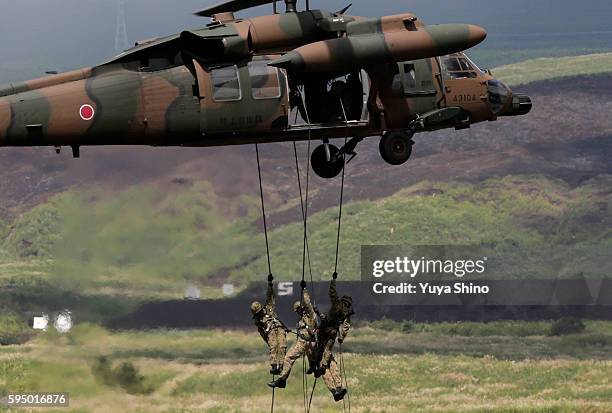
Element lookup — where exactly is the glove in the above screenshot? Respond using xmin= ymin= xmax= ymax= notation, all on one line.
xmin=268 ymin=273 xmax=274 ymax=283
xmin=338 ymin=338 xmax=343 ymax=344
xmin=300 ymin=280 xmax=307 ymax=289
xmin=332 ymin=272 xmax=338 ymax=280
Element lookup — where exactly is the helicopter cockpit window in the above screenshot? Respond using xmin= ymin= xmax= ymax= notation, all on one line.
xmin=212 ymin=65 xmax=241 ymax=102
xmin=442 ymin=53 xmax=481 ymax=79
xmin=248 ymin=62 xmax=281 ymax=100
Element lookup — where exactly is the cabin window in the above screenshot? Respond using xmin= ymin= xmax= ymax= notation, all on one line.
xmin=248 ymin=62 xmax=281 ymax=100
xmin=442 ymin=53 xmax=481 ymax=79
xmin=401 ymin=63 xmax=417 ymax=91
xmin=212 ymin=65 xmax=242 ymax=102
xmin=392 ymin=64 xmax=402 ymax=94
xmin=391 ymin=60 xmax=437 ymax=97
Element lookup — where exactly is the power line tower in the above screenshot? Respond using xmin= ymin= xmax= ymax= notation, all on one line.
xmin=115 ymin=0 xmax=129 ymax=53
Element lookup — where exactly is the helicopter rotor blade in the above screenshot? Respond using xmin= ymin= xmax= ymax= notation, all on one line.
xmin=195 ymin=0 xmax=281 ymax=17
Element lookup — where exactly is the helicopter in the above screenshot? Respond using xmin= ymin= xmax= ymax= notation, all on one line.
xmin=0 ymin=0 xmax=532 ymax=179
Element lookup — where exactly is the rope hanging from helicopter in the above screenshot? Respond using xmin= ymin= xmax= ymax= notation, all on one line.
xmin=256 ymin=89 xmax=316 ymax=413
xmin=295 ymin=137 xmax=311 ymax=413
xmin=255 ymin=143 xmax=277 ymax=413
xmin=297 ymin=86 xmax=353 ymax=413
xmin=335 ymin=93 xmax=352 ymax=413
xmin=306 ymin=89 xmax=352 ymax=413
xmin=257 ymin=85 xmax=353 ymax=413
xmin=294 ymin=88 xmax=316 ymax=413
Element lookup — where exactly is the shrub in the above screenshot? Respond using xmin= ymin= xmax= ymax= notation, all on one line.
xmin=549 ymin=317 xmax=586 ymax=336
xmin=92 ymin=356 xmax=115 ymax=386
xmin=115 ymin=362 xmax=147 ymax=394
xmin=91 ymin=356 xmax=152 ymax=394
xmin=401 ymin=320 xmax=415 ymax=334
xmin=0 ymin=313 xmax=32 ymax=345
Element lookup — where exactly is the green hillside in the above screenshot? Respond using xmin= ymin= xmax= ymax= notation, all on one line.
xmin=0 ymin=175 xmax=610 ymax=316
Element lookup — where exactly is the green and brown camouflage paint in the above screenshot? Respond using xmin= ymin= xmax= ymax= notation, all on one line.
xmin=0 ymin=9 xmax=527 ymax=150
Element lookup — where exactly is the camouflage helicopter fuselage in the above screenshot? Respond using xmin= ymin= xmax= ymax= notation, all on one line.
xmin=0 ymin=10 xmax=531 ymax=157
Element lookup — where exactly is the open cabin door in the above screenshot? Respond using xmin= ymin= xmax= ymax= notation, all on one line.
xmin=193 ymin=58 xmax=289 ymax=136
xmin=289 ymin=70 xmax=370 ymax=128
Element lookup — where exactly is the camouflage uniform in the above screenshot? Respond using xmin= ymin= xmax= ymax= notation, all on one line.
xmin=271 ymin=288 xmax=317 ymax=386
xmin=321 ymin=355 xmax=344 ymax=397
xmin=253 ymin=282 xmax=287 ymax=371
xmin=316 ymin=278 xmax=352 ymax=372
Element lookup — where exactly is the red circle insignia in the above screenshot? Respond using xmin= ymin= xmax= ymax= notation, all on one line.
xmin=79 ymin=104 xmax=95 ymax=121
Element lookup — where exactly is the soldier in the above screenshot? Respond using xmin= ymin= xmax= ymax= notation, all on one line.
xmin=312 ymin=273 xmax=353 ymax=401
xmin=251 ymin=274 xmax=287 ymax=375
xmin=268 ymin=281 xmax=317 ymax=389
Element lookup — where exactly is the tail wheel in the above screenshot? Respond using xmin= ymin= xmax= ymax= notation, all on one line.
xmin=379 ymin=131 xmax=414 ymax=166
xmin=311 ymin=144 xmax=345 ymax=179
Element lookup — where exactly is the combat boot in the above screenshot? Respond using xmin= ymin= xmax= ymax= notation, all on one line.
xmin=333 ymin=388 xmax=347 ymax=402
xmin=268 ymin=377 xmax=287 ymax=389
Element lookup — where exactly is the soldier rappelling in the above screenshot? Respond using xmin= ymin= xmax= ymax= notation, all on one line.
xmin=311 ymin=273 xmax=353 ymax=401
xmin=251 ymin=274 xmax=288 ymax=375
xmin=268 ymin=281 xmax=317 ymax=389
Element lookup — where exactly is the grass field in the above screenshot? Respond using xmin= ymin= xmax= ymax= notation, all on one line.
xmin=1 ymin=321 xmax=611 ymax=413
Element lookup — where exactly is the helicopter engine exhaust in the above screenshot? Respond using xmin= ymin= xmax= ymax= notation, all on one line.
xmin=501 ymin=94 xmax=533 ymax=117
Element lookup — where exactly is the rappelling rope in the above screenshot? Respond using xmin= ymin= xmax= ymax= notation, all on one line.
xmin=256 ymin=144 xmax=273 ymax=278
xmin=270 ymin=380 xmax=276 ymax=413
xmin=293 ymin=140 xmax=315 ymax=303
xmin=307 ymin=376 xmax=318 ymax=413
xmin=302 ymin=349 xmax=308 ymax=413
xmin=255 ymin=144 xmax=276 ymax=413
xmin=334 ymin=132 xmax=348 ymax=274
xmin=339 ymin=342 xmax=351 ymax=413
xmin=336 ymin=92 xmax=351 ymax=413
xmin=335 ymin=149 xmax=348 ymax=413
xmin=296 ymin=86 xmax=314 ymax=413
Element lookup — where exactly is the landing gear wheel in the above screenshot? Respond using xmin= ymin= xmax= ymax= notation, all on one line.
xmin=311 ymin=144 xmax=345 ymax=179
xmin=379 ymin=131 xmax=414 ymax=165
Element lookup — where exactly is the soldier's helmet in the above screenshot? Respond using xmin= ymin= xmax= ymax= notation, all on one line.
xmin=293 ymin=301 xmax=303 ymax=313
xmin=251 ymin=301 xmax=264 ymax=316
